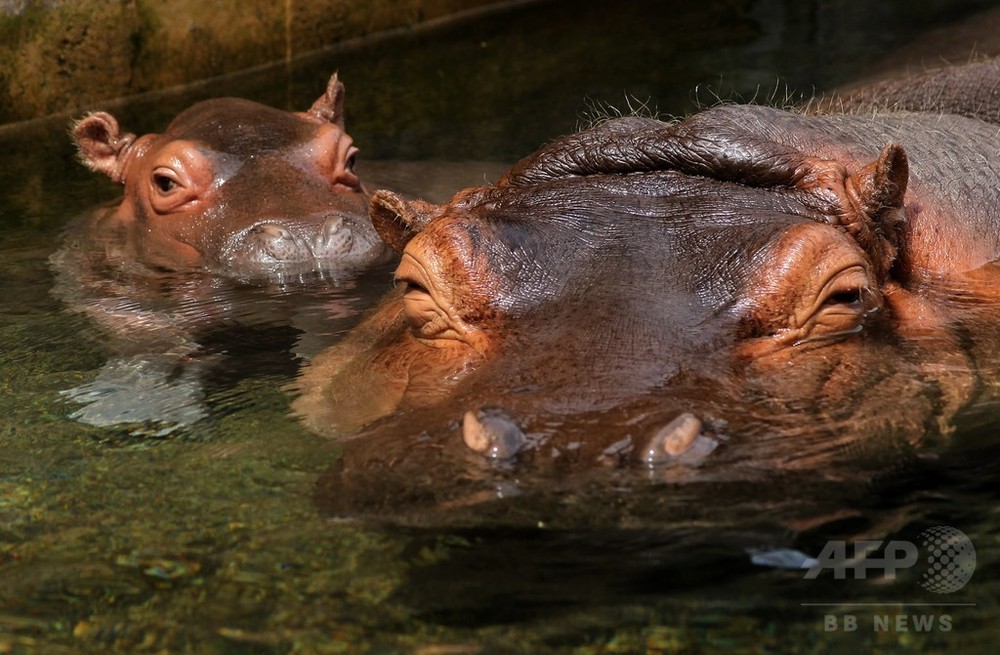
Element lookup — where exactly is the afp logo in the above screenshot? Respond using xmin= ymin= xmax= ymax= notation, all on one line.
xmin=804 ymin=526 xmax=976 ymax=593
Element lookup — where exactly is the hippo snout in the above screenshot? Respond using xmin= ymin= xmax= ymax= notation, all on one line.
xmin=215 ymin=210 xmax=395 ymax=280
xmin=236 ymin=215 xmax=357 ymax=263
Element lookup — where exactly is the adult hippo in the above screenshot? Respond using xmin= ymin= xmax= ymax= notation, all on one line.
xmin=68 ymin=72 xmax=391 ymax=279
xmin=294 ymin=85 xmax=1000 ymax=521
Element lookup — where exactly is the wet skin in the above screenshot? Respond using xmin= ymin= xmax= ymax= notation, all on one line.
xmin=825 ymin=57 xmax=1000 ymax=127
xmin=294 ymin=90 xmax=1000 ymax=520
xmin=55 ymin=73 xmax=400 ymax=432
xmin=71 ymin=73 xmax=391 ymax=279
xmin=55 ymin=74 xmax=512 ymax=431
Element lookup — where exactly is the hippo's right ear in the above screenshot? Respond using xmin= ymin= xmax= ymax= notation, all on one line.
xmin=72 ymin=112 xmax=137 ymax=184
xmin=308 ymin=72 xmax=346 ymax=128
xmin=369 ymin=190 xmax=436 ymax=254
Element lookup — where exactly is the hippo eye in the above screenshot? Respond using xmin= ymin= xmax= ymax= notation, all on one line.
xmin=147 ymin=149 xmax=210 ymax=214
xmin=404 ymin=280 xmax=427 ymax=295
xmin=399 ymin=277 xmax=436 ymax=332
xmin=394 ymin=254 xmax=465 ymax=342
xmin=797 ymin=274 xmax=878 ymax=344
xmin=152 ymin=171 xmax=179 ymax=194
xmin=823 ymin=288 xmax=863 ymax=308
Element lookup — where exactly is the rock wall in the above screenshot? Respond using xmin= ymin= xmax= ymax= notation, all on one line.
xmin=0 ymin=0 xmax=511 ymax=124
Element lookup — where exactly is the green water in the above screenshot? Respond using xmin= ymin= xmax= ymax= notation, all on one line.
xmin=2 ymin=1 xmax=1000 ymax=653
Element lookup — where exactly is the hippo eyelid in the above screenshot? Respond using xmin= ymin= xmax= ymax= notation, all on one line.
xmin=395 ymin=257 xmax=435 ymax=306
xmin=395 ymin=253 xmax=469 ymax=344
xmin=822 ymin=287 xmax=863 ymax=307
xmin=822 ymin=286 xmax=879 ymax=317
xmin=816 ymin=269 xmax=877 ymax=311
xmin=151 ymin=167 xmax=182 ymax=194
xmin=148 ymin=161 xmax=206 ymax=214
xmin=153 ymin=173 xmax=178 ymax=193
xmin=402 ymin=279 xmax=429 ymax=295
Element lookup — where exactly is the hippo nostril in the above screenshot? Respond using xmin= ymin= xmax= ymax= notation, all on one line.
xmin=237 ymin=222 xmax=310 ymax=264
xmin=643 ymin=412 xmax=719 ymax=469
xmin=323 ymin=216 xmax=345 ymax=237
xmin=252 ymin=224 xmax=294 ymax=241
xmin=316 ymin=215 xmax=354 ymax=255
xmin=462 ymin=408 xmax=527 ymax=460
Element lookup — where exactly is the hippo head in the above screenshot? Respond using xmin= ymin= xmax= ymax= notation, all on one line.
xmin=72 ymin=73 xmax=392 ymax=279
xmin=294 ymin=114 xmax=924 ymax=440
xmin=293 ymin=109 xmax=1000 ymax=520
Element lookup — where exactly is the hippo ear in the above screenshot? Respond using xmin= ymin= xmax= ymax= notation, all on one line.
xmin=72 ymin=112 xmax=137 ymax=183
xmin=843 ymin=144 xmax=908 ymax=279
xmin=369 ymin=190 xmax=436 ymax=254
xmin=847 ymin=143 xmax=908 ymax=225
xmin=308 ymin=72 xmax=346 ymax=128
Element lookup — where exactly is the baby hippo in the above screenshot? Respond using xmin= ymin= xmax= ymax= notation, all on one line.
xmin=71 ymin=72 xmax=391 ymax=279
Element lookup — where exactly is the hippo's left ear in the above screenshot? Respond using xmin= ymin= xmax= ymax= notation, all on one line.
xmin=72 ymin=112 xmax=137 ymax=184
xmin=308 ymin=72 xmax=346 ymax=128
xmin=847 ymin=143 xmax=908 ymax=225
xmin=369 ymin=190 xmax=437 ymax=254
xmin=845 ymin=144 xmax=909 ymax=279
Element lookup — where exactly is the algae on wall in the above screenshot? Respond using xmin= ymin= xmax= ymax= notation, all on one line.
xmin=0 ymin=0 xmax=508 ymax=125
xmin=0 ymin=1 xmax=141 ymax=124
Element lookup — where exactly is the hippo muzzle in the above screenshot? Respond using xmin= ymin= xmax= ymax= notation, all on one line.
xmin=223 ymin=211 xmax=391 ymax=278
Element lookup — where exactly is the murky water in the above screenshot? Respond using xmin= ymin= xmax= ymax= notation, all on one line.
xmin=3 ymin=1 xmax=1000 ymax=652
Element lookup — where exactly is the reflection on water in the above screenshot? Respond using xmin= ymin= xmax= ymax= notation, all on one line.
xmin=2 ymin=0 xmax=1000 ymax=652
xmin=50 ymin=224 xmax=393 ymax=434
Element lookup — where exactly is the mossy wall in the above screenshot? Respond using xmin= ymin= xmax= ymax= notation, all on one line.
xmin=0 ymin=0 xmax=509 ymax=125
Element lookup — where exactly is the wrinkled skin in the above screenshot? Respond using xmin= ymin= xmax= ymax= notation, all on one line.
xmin=70 ymin=72 xmax=391 ymax=279
xmin=816 ymin=57 xmax=1000 ymax=127
xmin=295 ymin=61 xmax=1000 ymax=522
